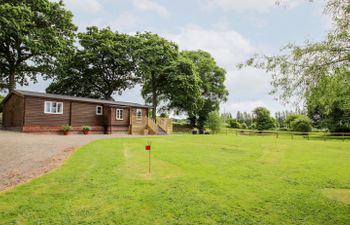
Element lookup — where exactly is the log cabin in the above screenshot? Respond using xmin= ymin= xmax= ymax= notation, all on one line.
xmin=1 ymin=90 xmax=172 ymax=135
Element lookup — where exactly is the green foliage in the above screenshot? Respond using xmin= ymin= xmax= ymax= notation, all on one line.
xmin=81 ymin=126 xmax=91 ymax=131
xmin=228 ymin=119 xmax=241 ymax=128
xmin=285 ymin=113 xmax=301 ymax=128
xmin=182 ymin=50 xmax=228 ymax=129
xmin=290 ymin=116 xmax=313 ymax=132
xmin=47 ymin=26 xmax=138 ymax=100
xmin=1 ymin=136 xmax=349 ymax=224
xmin=164 ymin=55 xmax=203 ymax=116
xmin=205 ymin=111 xmax=223 ymax=133
xmin=249 ymin=123 xmax=257 ymax=130
xmin=307 ymin=69 xmax=350 ymax=132
xmin=0 ymin=0 xmax=76 ymax=92
xmin=133 ymin=32 xmax=180 ymax=119
xmin=60 ymin=125 xmax=73 ymax=132
xmin=253 ymin=107 xmax=275 ymax=130
xmin=0 ymin=95 xmax=4 ymax=112
xmin=160 ymin=113 xmax=169 ymax=118
xmin=240 ymin=122 xmax=248 ymax=129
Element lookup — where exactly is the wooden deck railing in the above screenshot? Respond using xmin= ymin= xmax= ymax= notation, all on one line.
xmin=147 ymin=118 xmax=158 ymax=135
xmin=156 ymin=117 xmax=172 ymax=135
xmin=130 ymin=116 xmax=173 ymax=135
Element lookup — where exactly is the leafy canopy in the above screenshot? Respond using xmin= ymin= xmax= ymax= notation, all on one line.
xmin=205 ymin=111 xmax=223 ymax=134
xmin=253 ymin=107 xmax=275 ymax=130
xmin=47 ymin=26 xmax=138 ymax=100
xmin=307 ymin=69 xmax=350 ymax=131
xmin=134 ymin=32 xmax=203 ymax=120
xmin=290 ymin=116 xmax=313 ymax=132
xmin=0 ymin=0 xmax=76 ymax=92
xmin=182 ymin=50 xmax=228 ymax=129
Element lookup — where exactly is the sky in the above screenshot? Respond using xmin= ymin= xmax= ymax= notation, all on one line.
xmin=22 ymin=0 xmax=330 ymax=116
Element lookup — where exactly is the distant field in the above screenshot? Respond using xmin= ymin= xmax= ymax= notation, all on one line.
xmin=1 ymin=135 xmax=349 ymax=224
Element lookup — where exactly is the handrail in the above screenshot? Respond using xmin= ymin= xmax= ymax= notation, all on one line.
xmin=156 ymin=117 xmax=172 ymax=135
xmin=147 ymin=118 xmax=158 ymax=135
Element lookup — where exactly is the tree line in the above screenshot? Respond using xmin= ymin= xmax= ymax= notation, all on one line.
xmin=0 ymin=0 xmax=228 ymax=123
xmin=222 ymin=107 xmax=313 ymax=132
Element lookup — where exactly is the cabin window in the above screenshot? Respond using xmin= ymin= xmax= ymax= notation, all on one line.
xmin=44 ymin=101 xmax=63 ymax=114
xmin=136 ymin=109 xmax=142 ymax=121
xmin=96 ymin=106 xmax=103 ymax=115
xmin=116 ymin=109 xmax=123 ymax=120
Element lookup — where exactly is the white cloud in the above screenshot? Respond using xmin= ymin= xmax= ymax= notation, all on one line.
xmin=110 ymin=12 xmax=143 ymax=32
xmin=132 ymin=0 xmax=170 ymax=17
xmin=201 ymin=0 xmax=303 ymax=13
xmin=64 ymin=0 xmax=103 ymax=13
xmin=165 ymin=26 xmax=288 ymax=114
xmin=166 ymin=25 xmax=255 ymax=68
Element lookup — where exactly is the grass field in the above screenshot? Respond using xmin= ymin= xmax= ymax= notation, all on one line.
xmin=1 ymin=135 xmax=350 ymax=224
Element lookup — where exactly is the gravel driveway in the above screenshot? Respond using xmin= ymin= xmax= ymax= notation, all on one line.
xmin=0 ymin=130 xmax=139 ymax=191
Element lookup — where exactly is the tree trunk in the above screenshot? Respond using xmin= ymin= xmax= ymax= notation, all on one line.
xmin=189 ymin=116 xmax=196 ymax=129
xmin=151 ymin=72 xmax=157 ymax=121
xmin=9 ymin=70 xmax=16 ymax=92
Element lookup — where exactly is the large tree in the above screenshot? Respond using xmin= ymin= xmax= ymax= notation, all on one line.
xmin=0 ymin=0 xmax=76 ymax=92
xmin=182 ymin=50 xmax=228 ymax=129
xmin=164 ymin=55 xmax=203 ymax=116
xmin=134 ymin=32 xmax=179 ymax=120
xmin=47 ymin=26 xmax=139 ymax=100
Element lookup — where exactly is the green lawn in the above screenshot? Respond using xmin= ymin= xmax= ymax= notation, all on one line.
xmin=1 ymin=135 xmax=350 ymax=224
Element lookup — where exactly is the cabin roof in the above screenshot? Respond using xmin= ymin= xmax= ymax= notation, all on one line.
xmin=7 ymin=90 xmax=151 ymax=108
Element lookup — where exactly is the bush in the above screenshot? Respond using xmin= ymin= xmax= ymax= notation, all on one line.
xmin=285 ymin=113 xmax=300 ymax=128
xmin=205 ymin=111 xmax=223 ymax=134
xmin=253 ymin=107 xmax=275 ymax=130
xmin=228 ymin=119 xmax=241 ymax=128
xmin=290 ymin=116 xmax=312 ymax=132
xmin=249 ymin=123 xmax=256 ymax=130
xmin=240 ymin=122 xmax=248 ymax=129
xmin=61 ymin=125 xmax=73 ymax=132
xmin=82 ymin=125 xmax=91 ymax=131
xmin=160 ymin=112 xmax=169 ymax=118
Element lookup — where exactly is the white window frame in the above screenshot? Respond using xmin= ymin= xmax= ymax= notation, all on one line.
xmin=136 ymin=109 xmax=142 ymax=121
xmin=96 ymin=106 xmax=103 ymax=115
xmin=44 ymin=101 xmax=64 ymax=114
xmin=116 ymin=109 xmax=124 ymax=120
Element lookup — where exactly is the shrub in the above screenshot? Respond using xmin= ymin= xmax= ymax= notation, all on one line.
xmin=253 ymin=107 xmax=275 ymax=130
xmin=285 ymin=113 xmax=300 ymax=128
xmin=205 ymin=111 xmax=223 ymax=134
xmin=240 ymin=122 xmax=248 ymax=129
xmin=160 ymin=112 xmax=169 ymax=118
xmin=290 ymin=116 xmax=312 ymax=132
xmin=249 ymin=123 xmax=256 ymax=130
xmin=228 ymin=119 xmax=241 ymax=128
xmin=82 ymin=126 xmax=91 ymax=131
xmin=61 ymin=125 xmax=73 ymax=132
